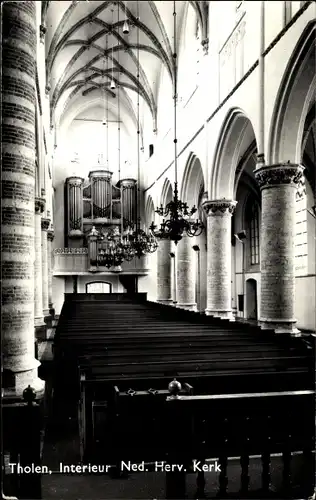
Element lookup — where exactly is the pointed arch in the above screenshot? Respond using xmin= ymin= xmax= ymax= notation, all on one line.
xmin=145 ymin=195 xmax=155 ymax=226
xmin=180 ymin=152 xmax=205 ymax=207
xmin=160 ymin=178 xmax=173 ymax=206
xmin=210 ymin=108 xmax=257 ymax=200
xmin=268 ymin=20 xmax=316 ymax=164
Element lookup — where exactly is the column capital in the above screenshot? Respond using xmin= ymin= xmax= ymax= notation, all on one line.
xmin=254 ymin=163 xmax=304 ymax=190
xmin=202 ymin=199 xmax=237 ymax=216
xmin=41 ymin=218 xmax=50 ymax=231
xmin=35 ymin=197 xmax=45 ymax=214
xmin=47 ymin=229 xmax=55 ymax=241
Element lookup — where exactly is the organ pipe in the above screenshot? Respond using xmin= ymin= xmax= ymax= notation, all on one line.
xmin=66 ymin=176 xmax=84 ymax=238
xmin=120 ymin=178 xmax=137 ymax=227
xmin=89 ymin=170 xmax=113 ymax=219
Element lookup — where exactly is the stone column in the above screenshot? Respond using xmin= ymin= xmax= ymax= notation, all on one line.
xmin=254 ymin=163 xmax=304 ymax=334
xmin=202 ymin=200 xmax=237 ymax=319
xmin=41 ymin=217 xmax=50 ymax=319
xmin=34 ymin=198 xmax=45 ymax=335
xmin=2 ymin=1 xmax=44 ymax=397
xmin=47 ymin=228 xmax=55 ymax=316
xmin=157 ymin=238 xmax=172 ymax=303
xmin=176 ymin=235 xmax=196 ymax=310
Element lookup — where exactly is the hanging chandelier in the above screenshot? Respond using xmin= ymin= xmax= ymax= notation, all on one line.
xmin=98 ymin=226 xmax=134 ymax=269
xmin=149 ymin=1 xmax=204 ymax=244
xmin=128 ymin=0 xmax=158 ymax=258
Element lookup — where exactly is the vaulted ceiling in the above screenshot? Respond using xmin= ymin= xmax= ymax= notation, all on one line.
xmin=43 ymin=1 xmax=209 ymax=134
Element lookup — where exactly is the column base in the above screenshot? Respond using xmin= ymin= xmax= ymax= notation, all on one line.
xmin=176 ymin=303 xmax=197 ymax=311
xmin=259 ymin=319 xmax=301 ymax=336
xmin=43 ymin=308 xmax=50 ymax=317
xmin=157 ymin=299 xmax=173 ymax=305
xmin=3 ymin=362 xmax=45 ymax=401
xmin=205 ymin=309 xmax=235 ymax=321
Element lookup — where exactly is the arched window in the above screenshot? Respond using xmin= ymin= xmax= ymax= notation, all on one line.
xmin=246 ymin=197 xmax=260 ymax=265
xmin=86 ymin=281 xmax=112 ymax=294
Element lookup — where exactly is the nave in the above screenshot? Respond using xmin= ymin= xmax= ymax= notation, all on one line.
xmin=4 ymin=293 xmax=314 ymax=499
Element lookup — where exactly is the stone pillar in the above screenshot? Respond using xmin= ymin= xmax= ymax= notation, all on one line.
xmin=2 ymin=1 xmax=44 ymax=397
xmin=157 ymin=238 xmax=172 ymax=303
xmin=202 ymin=200 xmax=237 ymax=319
xmin=121 ymin=178 xmax=137 ymax=226
xmin=47 ymin=228 xmax=55 ymax=316
xmin=34 ymin=198 xmax=45 ymax=334
xmin=41 ymin=217 xmax=50 ymax=318
xmin=254 ymin=163 xmax=304 ymax=334
xmin=176 ymin=235 xmax=196 ymax=310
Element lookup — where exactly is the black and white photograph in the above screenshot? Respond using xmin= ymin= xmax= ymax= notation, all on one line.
xmin=1 ymin=1 xmax=316 ymax=499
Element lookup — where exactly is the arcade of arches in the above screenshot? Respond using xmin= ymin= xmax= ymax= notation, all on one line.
xmin=1 ymin=0 xmax=315 ymax=401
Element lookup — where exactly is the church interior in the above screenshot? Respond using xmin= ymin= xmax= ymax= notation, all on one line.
xmin=2 ymin=1 xmax=316 ymax=499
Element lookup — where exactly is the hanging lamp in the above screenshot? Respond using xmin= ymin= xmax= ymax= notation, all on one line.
xmin=150 ymin=1 xmax=204 ymax=244
xmin=129 ymin=0 xmax=158 ymax=258
xmin=122 ymin=1 xmax=129 ymax=34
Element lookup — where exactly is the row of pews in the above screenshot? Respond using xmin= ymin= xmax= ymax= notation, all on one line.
xmin=53 ymin=293 xmax=315 ymax=498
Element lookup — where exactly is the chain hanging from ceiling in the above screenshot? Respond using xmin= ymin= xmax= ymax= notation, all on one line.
xmin=127 ymin=0 xmax=158 ymax=258
xmin=96 ymin=9 xmax=135 ymax=271
xmin=149 ymin=1 xmax=204 ymax=244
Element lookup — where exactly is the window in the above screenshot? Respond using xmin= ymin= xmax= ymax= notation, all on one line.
xmin=86 ymin=282 xmax=112 ymax=293
xmin=246 ymin=198 xmax=260 ymax=265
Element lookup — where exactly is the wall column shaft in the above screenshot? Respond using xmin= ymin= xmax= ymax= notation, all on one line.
xmin=176 ymin=235 xmax=196 ymax=310
xmin=157 ymin=238 xmax=172 ymax=303
xmin=2 ymin=1 xmax=44 ymax=396
xmin=41 ymin=218 xmax=50 ymax=318
xmin=47 ymin=229 xmax=55 ymax=315
xmin=203 ymin=200 xmax=237 ymax=319
xmin=255 ymin=163 xmax=304 ymax=334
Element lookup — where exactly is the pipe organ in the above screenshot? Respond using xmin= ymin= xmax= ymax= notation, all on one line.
xmin=65 ymin=171 xmax=137 ymax=247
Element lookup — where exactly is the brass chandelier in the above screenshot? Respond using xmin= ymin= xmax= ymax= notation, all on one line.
xmin=149 ymin=1 xmax=204 ymax=244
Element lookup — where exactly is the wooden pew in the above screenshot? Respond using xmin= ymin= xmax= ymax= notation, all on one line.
xmin=79 ymin=381 xmax=194 ymax=463
xmin=164 ymin=386 xmax=315 ymax=499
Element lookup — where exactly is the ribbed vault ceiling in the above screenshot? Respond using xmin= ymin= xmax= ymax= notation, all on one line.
xmin=44 ymin=1 xmax=209 ymax=133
